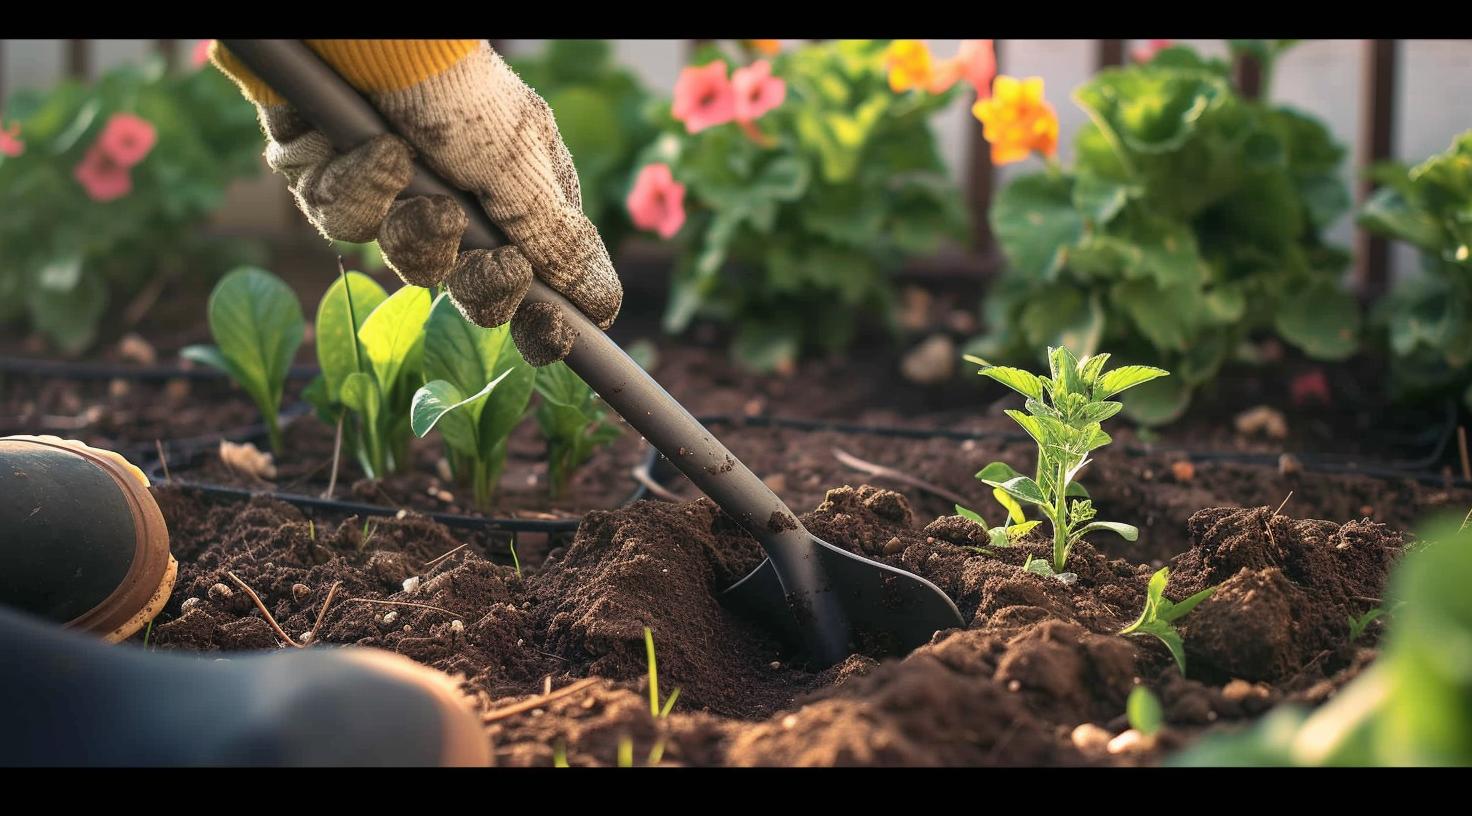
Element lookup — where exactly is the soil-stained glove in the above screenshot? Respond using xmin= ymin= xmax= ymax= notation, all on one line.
xmin=210 ymin=40 xmax=621 ymax=365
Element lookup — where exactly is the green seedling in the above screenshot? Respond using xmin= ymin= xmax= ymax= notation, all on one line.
xmin=644 ymin=626 xmax=681 ymax=766
xmin=508 ymin=537 xmax=522 ymax=578
xmin=1127 ymin=685 xmax=1164 ymax=738
xmin=953 ymin=504 xmax=1042 ymax=554
xmin=182 ymin=267 xmax=305 ymax=452
xmin=357 ymin=519 xmax=380 ymax=553
xmin=1119 ymin=566 xmax=1216 ymax=673
xmin=553 ymin=741 xmax=570 ymax=768
xmin=304 ymin=268 xmax=431 ymax=479
xmin=535 ymin=362 xmax=623 ymax=500
xmin=410 ymin=294 xmax=535 ymax=508
xmin=968 ymin=346 xmax=1167 ymax=573
xmin=1348 ymin=606 xmax=1386 ymax=642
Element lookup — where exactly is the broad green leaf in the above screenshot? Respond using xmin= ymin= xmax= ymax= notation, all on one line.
xmin=1074 ymin=521 xmax=1139 ymax=541
xmin=982 ymin=475 xmax=1048 ymax=508
xmin=340 ymin=372 xmax=381 ymax=427
xmin=1274 ymin=283 xmax=1360 ymax=361
xmin=200 ymin=267 xmax=304 ymax=423
xmin=1161 ymin=585 xmax=1218 ymax=623
xmin=1004 ymin=410 xmax=1048 ymax=447
xmin=1121 ymin=374 xmax=1191 ymax=426
xmin=954 ymin=505 xmax=987 ymax=526
xmin=316 ymin=271 xmax=386 ymax=403
xmin=1093 ymin=365 xmax=1171 ymax=399
xmin=991 ymin=172 xmax=1081 ymax=279
xmin=1128 ymin=686 xmax=1164 ymax=737
xmin=1140 ymin=620 xmax=1188 ymax=672
xmin=1022 ymin=555 xmax=1056 ymax=578
xmin=358 ymin=285 xmax=432 ymax=393
xmin=411 ymin=368 xmax=516 ymax=454
xmin=978 ymin=365 xmax=1044 ymax=401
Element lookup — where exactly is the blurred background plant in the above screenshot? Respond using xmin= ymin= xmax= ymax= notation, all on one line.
xmin=1170 ymin=510 xmax=1472 ymax=766
xmin=968 ymin=40 xmax=1358 ymax=424
xmin=0 ymin=48 xmax=264 ymax=353
xmin=627 ymin=39 xmax=975 ymax=373
xmin=1358 ymin=130 xmax=1472 ymax=412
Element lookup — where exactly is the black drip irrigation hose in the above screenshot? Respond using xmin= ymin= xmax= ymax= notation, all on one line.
xmin=145 ymin=428 xmax=662 ymax=534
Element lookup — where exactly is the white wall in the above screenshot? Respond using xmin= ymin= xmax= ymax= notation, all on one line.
xmin=6 ymin=38 xmax=1470 ymax=278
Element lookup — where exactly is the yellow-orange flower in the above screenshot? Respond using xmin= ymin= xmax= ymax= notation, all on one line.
xmin=746 ymin=39 xmax=782 ymax=56
xmin=971 ymin=75 xmax=1059 ymax=165
xmin=885 ymin=39 xmax=935 ymax=93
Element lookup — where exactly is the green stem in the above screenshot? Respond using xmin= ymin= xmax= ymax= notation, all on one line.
xmin=265 ymin=415 xmax=283 ymax=455
xmin=1053 ymin=457 xmax=1071 ymax=572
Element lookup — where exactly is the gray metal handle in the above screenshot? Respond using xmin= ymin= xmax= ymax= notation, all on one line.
xmin=220 ymin=41 xmax=839 ymax=627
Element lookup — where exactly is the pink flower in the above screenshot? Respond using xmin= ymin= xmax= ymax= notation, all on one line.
xmin=731 ymin=60 xmax=786 ymax=123
xmin=1290 ymin=369 xmax=1332 ymax=407
xmin=96 ymin=113 xmax=157 ymax=168
xmin=1133 ymin=39 xmax=1174 ymax=63
xmin=0 ymin=121 xmax=23 ymax=158
xmin=957 ymin=40 xmax=997 ymax=97
xmin=74 ymin=144 xmax=133 ymax=202
xmin=191 ymin=39 xmax=214 ymax=70
xmin=672 ymin=61 xmax=736 ymax=135
xmin=626 ymin=163 xmax=686 ymax=240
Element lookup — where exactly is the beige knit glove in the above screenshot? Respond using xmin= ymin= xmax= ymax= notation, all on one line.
xmin=213 ymin=40 xmax=621 ymax=366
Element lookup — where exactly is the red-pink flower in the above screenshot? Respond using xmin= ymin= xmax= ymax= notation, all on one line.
xmin=1290 ymin=369 xmax=1332 ymax=407
xmin=731 ymin=60 xmax=786 ymax=123
xmin=1133 ymin=39 xmax=1174 ymax=63
xmin=96 ymin=113 xmax=157 ymax=168
xmin=192 ymin=39 xmax=214 ymax=70
xmin=672 ymin=61 xmax=736 ymax=135
xmin=957 ymin=39 xmax=997 ymax=97
xmin=626 ymin=163 xmax=686 ymax=240
xmin=0 ymin=121 xmax=23 ymax=158
xmin=74 ymin=144 xmax=133 ymax=202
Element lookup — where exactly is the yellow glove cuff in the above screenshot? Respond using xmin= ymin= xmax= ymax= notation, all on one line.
xmin=210 ymin=39 xmax=483 ymax=107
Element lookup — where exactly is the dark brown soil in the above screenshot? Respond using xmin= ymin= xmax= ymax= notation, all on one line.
xmin=145 ymin=472 xmax=1406 ymax=767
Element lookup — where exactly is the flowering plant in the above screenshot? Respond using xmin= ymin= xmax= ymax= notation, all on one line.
xmin=0 ymin=44 xmax=263 ymax=353
xmin=969 ymin=42 xmax=1356 ymax=424
xmin=627 ymin=40 xmax=976 ymax=372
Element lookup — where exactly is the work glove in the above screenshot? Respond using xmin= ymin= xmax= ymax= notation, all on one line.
xmin=210 ymin=40 xmax=621 ymax=366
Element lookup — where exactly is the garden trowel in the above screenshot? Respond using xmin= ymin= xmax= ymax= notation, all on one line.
xmin=222 ymin=40 xmax=964 ymax=667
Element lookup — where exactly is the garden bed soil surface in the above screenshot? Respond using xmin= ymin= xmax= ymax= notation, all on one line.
xmin=146 ymin=467 xmax=1410 ymax=766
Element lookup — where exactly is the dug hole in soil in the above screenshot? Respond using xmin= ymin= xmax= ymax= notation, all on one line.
xmin=145 ymin=426 xmax=1419 ymax=766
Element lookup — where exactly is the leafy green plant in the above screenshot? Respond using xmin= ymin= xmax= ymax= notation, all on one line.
xmin=1170 ymin=513 xmax=1472 ymax=766
xmin=534 ymin=362 xmax=622 ymax=500
xmin=637 ymin=39 xmax=967 ymax=372
xmin=409 ymin=294 xmax=535 ymax=509
xmin=970 ymin=346 xmax=1167 ymax=573
xmin=303 ymin=270 xmax=431 ymax=479
xmin=0 ymin=54 xmax=263 ymax=352
xmin=1358 ymin=130 xmax=1472 ymax=411
xmin=1127 ymin=685 xmax=1164 ymax=738
xmin=970 ymin=41 xmax=1356 ymax=424
xmin=182 ymin=267 xmax=305 ymax=452
xmin=1120 ymin=566 xmax=1216 ymax=673
xmin=953 ymin=504 xmax=1041 ymax=554
xmin=509 ymin=40 xmax=657 ymax=253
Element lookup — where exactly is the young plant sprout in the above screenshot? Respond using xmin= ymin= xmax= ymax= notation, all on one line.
xmin=182 ymin=267 xmax=305 ymax=453
xmin=953 ymin=504 xmax=1041 ymax=554
xmin=967 ymin=347 xmax=1168 ymax=573
xmin=1348 ymin=606 xmax=1386 ymax=642
xmin=1119 ymin=566 xmax=1216 ymax=673
xmin=644 ymin=626 xmax=681 ymax=766
xmin=1127 ymin=685 xmax=1164 ymax=738
xmin=535 ymin=362 xmax=623 ymax=499
xmin=304 ymin=267 xmax=431 ymax=479
xmin=409 ymin=294 xmax=535 ymax=509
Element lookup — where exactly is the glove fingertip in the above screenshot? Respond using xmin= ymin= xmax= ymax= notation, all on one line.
xmin=511 ymin=301 xmax=576 ymax=367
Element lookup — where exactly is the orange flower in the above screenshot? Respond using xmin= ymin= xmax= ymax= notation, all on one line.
xmin=746 ymin=39 xmax=783 ymax=56
xmin=885 ymin=40 xmax=935 ymax=93
xmin=971 ymin=75 xmax=1059 ymax=165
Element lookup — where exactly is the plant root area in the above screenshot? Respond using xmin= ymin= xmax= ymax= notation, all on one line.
xmin=146 ymin=469 xmax=1408 ymax=766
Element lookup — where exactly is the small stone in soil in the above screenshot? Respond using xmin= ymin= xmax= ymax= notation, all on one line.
xmin=403 ymin=576 xmax=421 ymax=594
xmin=883 ymin=536 xmax=905 ymax=556
xmin=208 ymin=583 xmax=233 ymax=603
xmin=181 ymin=597 xmax=200 ymax=613
xmin=1071 ymin=723 xmax=1111 ymax=753
xmin=292 ymin=583 xmax=311 ymax=603
xmin=1107 ymin=729 xmax=1152 ymax=755
xmin=383 ymin=611 xmax=398 ymax=625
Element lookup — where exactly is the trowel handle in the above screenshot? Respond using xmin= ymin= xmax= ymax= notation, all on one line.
xmin=220 ymin=41 xmax=824 ymax=564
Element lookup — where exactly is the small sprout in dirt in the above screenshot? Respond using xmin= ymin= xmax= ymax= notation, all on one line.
xmin=358 ymin=519 xmax=380 ymax=552
xmin=1021 ymin=553 xmax=1077 ymax=585
xmin=182 ymin=267 xmax=305 ymax=453
xmin=617 ymin=735 xmax=635 ymax=768
xmin=553 ymin=741 xmax=570 ymax=768
xmin=1348 ymin=606 xmax=1387 ymax=642
xmin=954 ymin=503 xmax=1041 ymax=554
xmin=1127 ymin=685 xmax=1164 ymax=738
xmin=967 ymin=347 xmax=1168 ymax=573
xmin=509 ymin=537 xmax=522 ymax=578
xmin=536 ymin=362 xmax=623 ymax=500
xmin=307 ymin=519 xmax=316 ymax=541
xmin=142 ymin=619 xmax=154 ymax=650
xmin=644 ymin=626 xmax=682 ymax=766
xmin=1119 ymin=566 xmax=1216 ymax=673
xmin=410 ymin=295 xmax=536 ymax=508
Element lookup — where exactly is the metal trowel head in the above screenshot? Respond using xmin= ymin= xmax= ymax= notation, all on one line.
xmin=723 ymin=534 xmax=965 ymax=661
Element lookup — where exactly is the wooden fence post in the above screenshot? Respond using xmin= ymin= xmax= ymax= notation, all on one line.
xmin=1356 ymin=39 xmax=1398 ymax=301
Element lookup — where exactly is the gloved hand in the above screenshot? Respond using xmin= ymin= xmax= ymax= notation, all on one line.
xmin=210 ymin=40 xmax=621 ymax=366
